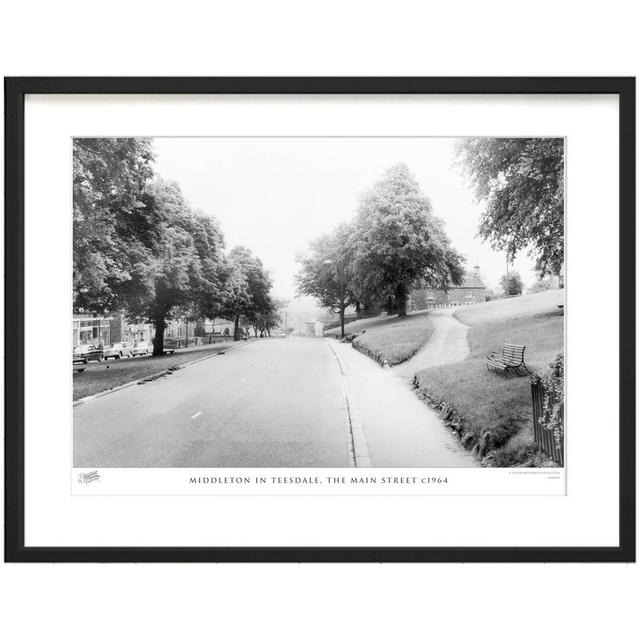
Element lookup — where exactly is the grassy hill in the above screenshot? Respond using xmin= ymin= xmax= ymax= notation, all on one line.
xmin=455 ymin=288 xmax=564 ymax=325
xmin=415 ymin=290 xmax=564 ymax=466
xmin=325 ymin=311 xmax=435 ymax=366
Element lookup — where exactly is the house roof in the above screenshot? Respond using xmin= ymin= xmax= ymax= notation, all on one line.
xmin=418 ymin=271 xmax=486 ymax=292
xmin=454 ymin=273 xmax=486 ymax=289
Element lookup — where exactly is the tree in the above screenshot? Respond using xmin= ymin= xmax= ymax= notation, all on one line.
xmin=73 ymin=140 xmax=228 ymax=355
xmin=254 ymin=307 xmax=281 ymax=337
xmin=456 ymin=138 xmax=564 ymax=275
xmin=349 ymin=163 xmax=464 ymax=316
xmin=500 ymin=271 xmax=523 ymax=296
xmin=295 ymin=223 xmax=355 ymax=337
xmin=219 ymin=256 xmax=251 ymax=340
xmin=221 ymin=246 xmax=274 ymax=341
xmin=128 ymin=178 xmax=227 ymax=356
xmin=73 ymin=137 xmax=156 ymax=314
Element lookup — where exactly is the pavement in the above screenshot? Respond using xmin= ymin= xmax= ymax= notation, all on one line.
xmin=74 ymin=335 xmax=474 ymax=468
xmin=334 ymin=340 xmax=475 ymax=467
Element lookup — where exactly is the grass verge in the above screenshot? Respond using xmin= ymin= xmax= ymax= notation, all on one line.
xmin=414 ymin=293 xmax=564 ymax=466
xmin=353 ymin=314 xmax=435 ymax=366
xmin=326 ymin=312 xmax=435 ymax=366
xmin=73 ymin=341 xmax=237 ymax=401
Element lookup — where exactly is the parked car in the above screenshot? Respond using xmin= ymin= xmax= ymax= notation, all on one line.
xmin=132 ymin=341 xmax=150 ymax=357
xmin=103 ymin=341 xmax=134 ymax=360
xmin=73 ymin=344 xmax=103 ymax=364
xmin=162 ymin=337 xmax=182 ymax=355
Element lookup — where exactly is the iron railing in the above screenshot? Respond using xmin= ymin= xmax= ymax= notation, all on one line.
xmin=531 ymin=377 xmax=564 ymax=465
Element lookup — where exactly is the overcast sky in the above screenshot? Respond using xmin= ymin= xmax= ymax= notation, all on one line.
xmin=153 ymin=137 xmax=538 ymax=299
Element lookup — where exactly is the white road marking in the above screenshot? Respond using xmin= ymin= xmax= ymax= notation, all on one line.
xmin=190 ymin=411 xmax=202 ymax=420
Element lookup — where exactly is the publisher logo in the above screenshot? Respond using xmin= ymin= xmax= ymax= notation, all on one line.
xmin=78 ymin=470 xmax=101 ymax=484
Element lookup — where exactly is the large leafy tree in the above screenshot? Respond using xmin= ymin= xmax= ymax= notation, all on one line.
xmin=221 ymin=246 xmax=274 ymax=340
xmin=73 ymin=137 xmax=156 ymax=314
xmin=456 ymin=138 xmax=564 ymax=275
xmin=350 ymin=163 xmax=464 ymax=316
xmin=295 ymin=223 xmax=355 ymax=337
xmin=129 ymin=178 xmax=227 ymax=355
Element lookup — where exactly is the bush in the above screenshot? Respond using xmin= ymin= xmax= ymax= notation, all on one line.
xmin=500 ymin=272 xmax=523 ymax=296
xmin=528 ymin=278 xmax=553 ymax=294
xmin=535 ymin=353 xmax=564 ymax=453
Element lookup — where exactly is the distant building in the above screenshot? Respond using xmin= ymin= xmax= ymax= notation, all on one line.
xmin=410 ymin=265 xmax=487 ymax=310
xmin=126 ymin=320 xmax=153 ymax=345
xmin=195 ymin=318 xmax=234 ymax=337
xmin=303 ymin=320 xmax=324 ymax=338
xmin=72 ymin=315 xmax=115 ymax=347
xmin=72 ymin=315 xmax=235 ymax=348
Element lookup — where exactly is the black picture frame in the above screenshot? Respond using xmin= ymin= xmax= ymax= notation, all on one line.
xmin=4 ymin=77 xmax=636 ymax=563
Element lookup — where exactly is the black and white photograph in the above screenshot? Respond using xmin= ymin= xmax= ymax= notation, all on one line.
xmin=4 ymin=74 xmax=634 ymax=566
xmin=72 ymin=135 xmax=565 ymax=471
xmin=2 ymin=3 xmax=637 ymax=636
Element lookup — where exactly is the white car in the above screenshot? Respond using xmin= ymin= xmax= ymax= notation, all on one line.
xmin=132 ymin=341 xmax=150 ymax=357
xmin=103 ymin=341 xmax=134 ymax=360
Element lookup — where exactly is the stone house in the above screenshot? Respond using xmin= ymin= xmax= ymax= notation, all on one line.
xmin=410 ymin=265 xmax=487 ymax=310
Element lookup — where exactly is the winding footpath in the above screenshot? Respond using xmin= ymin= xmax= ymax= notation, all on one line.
xmin=392 ymin=307 xmax=471 ymax=382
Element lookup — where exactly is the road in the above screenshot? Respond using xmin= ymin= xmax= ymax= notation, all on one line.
xmin=74 ymin=339 xmax=351 ymax=467
xmin=74 ymin=337 xmax=473 ymax=468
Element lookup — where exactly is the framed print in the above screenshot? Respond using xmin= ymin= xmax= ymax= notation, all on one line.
xmin=4 ymin=77 xmax=635 ymax=562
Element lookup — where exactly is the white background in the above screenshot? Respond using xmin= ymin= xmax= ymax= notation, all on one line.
xmin=27 ymin=94 xmax=601 ymax=547
xmin=1 ymin=2 xmax=638 ymax=639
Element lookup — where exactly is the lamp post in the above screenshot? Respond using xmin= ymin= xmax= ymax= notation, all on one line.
xmin=323 ymin=258 xmax=346 ymax=339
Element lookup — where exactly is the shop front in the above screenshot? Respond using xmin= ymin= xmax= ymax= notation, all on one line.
xmin=72 ymin=317 xmax=111 ymax=347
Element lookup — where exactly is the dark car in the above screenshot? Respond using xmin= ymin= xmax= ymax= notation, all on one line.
xmin=162 ymin=337 xmax=182 ymax=355
xmin=73 ymin=344 xmax=103 ymax=364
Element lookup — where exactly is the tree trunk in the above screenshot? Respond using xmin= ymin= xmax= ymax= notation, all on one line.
xmin=385 ymin=296 xmax=394 ymax=315
xmin=152 ymin=316 xmax=166 ymax=356
xmin=396 ymin=283 xmax=408 ymax=316
xmin=234 ymin=316 xmax=240 ymax=341
xmin=339 ymin=281 xmax=346 ymax=338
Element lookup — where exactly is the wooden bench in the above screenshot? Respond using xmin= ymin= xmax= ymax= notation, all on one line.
xmin=487 ymin=343 xmax=531 ymax=376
